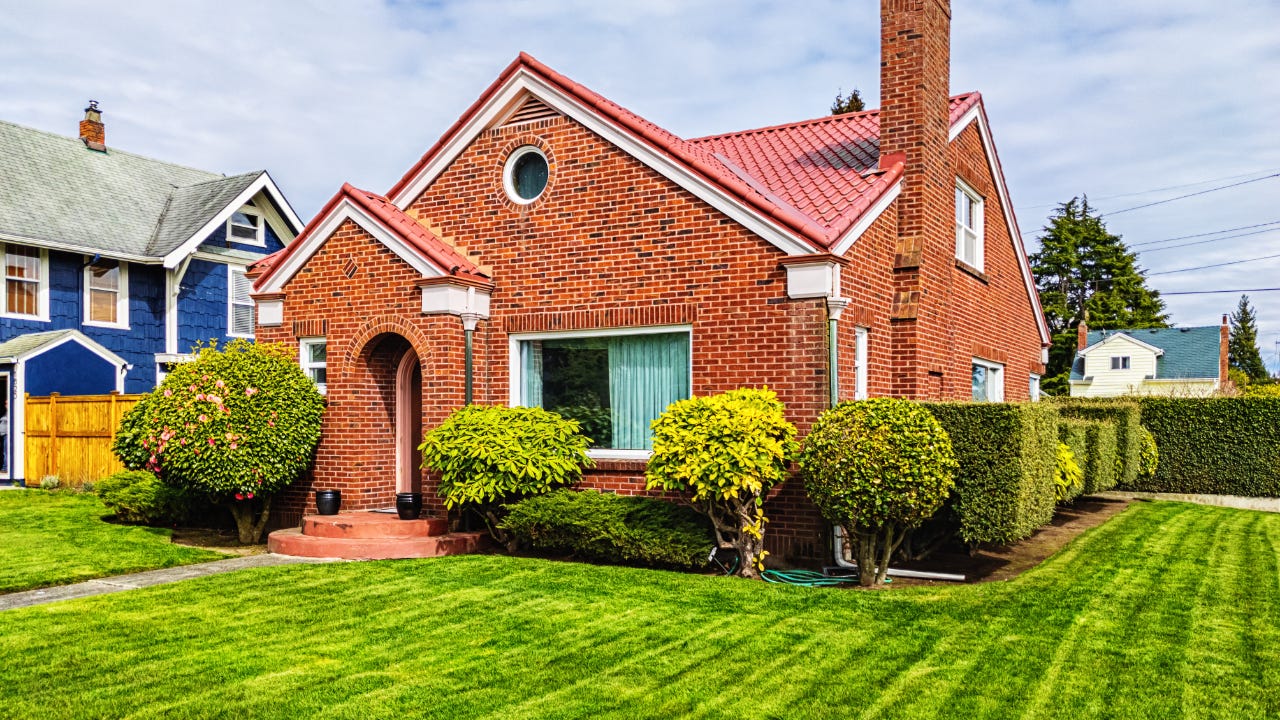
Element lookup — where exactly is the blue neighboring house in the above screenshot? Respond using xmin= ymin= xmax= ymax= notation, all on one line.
xmin=0 ymin=102 xmax=304 ymax=482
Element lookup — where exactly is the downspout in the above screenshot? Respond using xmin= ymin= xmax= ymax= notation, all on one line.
xmin=821 ymin=299 xmax=964 ymax=582
xmin=461 ymin=313 xmax=481 ymax=405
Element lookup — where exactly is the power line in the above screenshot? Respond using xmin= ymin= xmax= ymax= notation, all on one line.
xmin=1149 ymin=251 xmax=1280 ymax=276
xmin=1019 ymin=167 xmax=1280 ymax=211
xmin=1135 ymin=227 xmax=1280 ymax=254
xmin=1160 ymin=287 xmax=1280 ymax=296
xmin=1129 ymin=219 xmax=1280 ymax=248
xmin=1102 ymin=173 xmax=1280 ymax=217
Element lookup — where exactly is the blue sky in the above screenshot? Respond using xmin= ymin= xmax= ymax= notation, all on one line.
xmin=2 ymin=0 xmax=1278 ymax=369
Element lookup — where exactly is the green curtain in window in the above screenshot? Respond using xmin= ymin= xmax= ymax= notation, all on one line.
xmin=521 ymin=341 xmax=543 ymax=407
xmin=608 ymin=333 xmax=690 ymax=450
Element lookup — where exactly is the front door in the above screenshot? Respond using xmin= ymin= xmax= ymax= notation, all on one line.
xmin=395 ymin=353 xmax=422 ymax=494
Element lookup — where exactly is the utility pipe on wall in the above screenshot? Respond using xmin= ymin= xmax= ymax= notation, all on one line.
xmin=461 ymin=313 xmax=481 ymax=405
xmin=825 ymin=298 xmax=848 ymax=408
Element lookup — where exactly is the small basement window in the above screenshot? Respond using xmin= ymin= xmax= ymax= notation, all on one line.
xmin=1111 ymin=356 xmax=1131 ymax=370
xmin=504 ymin=146 xmax=549 ymax=204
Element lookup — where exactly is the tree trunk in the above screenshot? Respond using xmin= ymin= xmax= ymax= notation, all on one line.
xmin=227 ymin=495 xmax=273 ymax=545
xmin=854 ymin=528 xmax=878 ymax=586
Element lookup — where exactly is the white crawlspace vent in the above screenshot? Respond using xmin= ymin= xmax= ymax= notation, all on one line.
xmin=498 ymin=95 xmax=560 ymax=128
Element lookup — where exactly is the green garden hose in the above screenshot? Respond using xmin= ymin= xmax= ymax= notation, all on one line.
xmin=761 ymin=569 xmax=886 ymax=586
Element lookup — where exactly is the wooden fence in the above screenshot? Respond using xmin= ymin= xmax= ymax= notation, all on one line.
xmin=24 ymin=393 xmax=143 ymax=485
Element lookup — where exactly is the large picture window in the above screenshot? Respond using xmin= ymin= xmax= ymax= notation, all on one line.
xmin=515 ymin=330 xmax=690 ymax=452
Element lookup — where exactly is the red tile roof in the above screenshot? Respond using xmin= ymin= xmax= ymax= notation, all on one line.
xmin=389 ymin=54 xmax=986 ymax=252
xmin=252 ymin=183 xmax=485 ymax=291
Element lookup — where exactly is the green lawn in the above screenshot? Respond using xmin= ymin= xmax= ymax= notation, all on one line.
xmin=0 ymin=489 xmax=226 ymax=593
xmin=1 ymin=501 xmax=1277 ymax=719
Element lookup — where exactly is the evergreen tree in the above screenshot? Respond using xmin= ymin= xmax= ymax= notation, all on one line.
xmin=1229 ymin=294 xmax=1269 ymax=382
xmin=1029 ymin=196 xmax=1169 ymax=393
xmin=831 ymin=88 xmax=865 ymax=114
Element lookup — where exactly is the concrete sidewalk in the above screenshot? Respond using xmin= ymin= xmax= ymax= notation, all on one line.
xmin=1 ymin=554 xmax=333 ymax=611
xmin=1097 ymin=491 xmax=1280 ymax=514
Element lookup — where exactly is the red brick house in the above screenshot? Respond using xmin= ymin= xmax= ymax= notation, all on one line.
xmin=252 ymin=0 xmax=1050 ymax=562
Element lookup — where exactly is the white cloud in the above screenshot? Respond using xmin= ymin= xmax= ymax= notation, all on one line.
xmin=2 ymin=0 xmax=1278 ymax=369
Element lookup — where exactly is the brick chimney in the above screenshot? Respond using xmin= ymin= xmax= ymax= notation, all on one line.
xmin=79 ymin=100 xmax=105 ymax=151
xmin=1220 ymin=314 xmax=1229 ymax=381
xmin=882 ymin=0 xmax=954 ymax=397
xmin=1077 ymin=322 xmax=1089 ymax=351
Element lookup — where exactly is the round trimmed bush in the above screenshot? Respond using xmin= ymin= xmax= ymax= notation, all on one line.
xmin=798 ymin=398 xmax=956 ymax=586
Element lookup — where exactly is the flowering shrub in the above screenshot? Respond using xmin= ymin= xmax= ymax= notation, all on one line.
xmin=113 ymin=339 xmax=325 ymax=543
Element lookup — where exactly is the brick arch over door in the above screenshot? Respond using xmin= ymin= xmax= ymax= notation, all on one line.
xmin=344 ymin=315 xmax=434 ymax=378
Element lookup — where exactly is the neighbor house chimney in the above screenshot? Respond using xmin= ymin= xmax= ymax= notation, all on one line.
xmin=79 ymin=100 xmax=105 ymax=151
xmin=1077 ymin=322 xmax=1089 ymax=351
xmin=1220 ymin=314 xmax=1229 ymax=382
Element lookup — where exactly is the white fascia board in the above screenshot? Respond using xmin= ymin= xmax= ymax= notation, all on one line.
xmin=830 ymin=181 xmax=901 ymax=256
xmin=257 ymin=200 xmax=445 ymax=295
xmin=1078 ymin=332 xmax=1165 ymax=357
xmin=950 ymin=105 xmax=1053 ymax=346
xmin=162 ymin=172 xmax=305 ymax=270
xmin=389 ymin=70 xmax=817 ymax=257
xmin=0 ymin=231 xmax=158 ymax=264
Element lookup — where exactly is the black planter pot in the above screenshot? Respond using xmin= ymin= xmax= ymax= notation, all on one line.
xmin=396 ymin=492 xmax=423 ymax=520
xmin=315 ymin=489 xmax=341 ymax=516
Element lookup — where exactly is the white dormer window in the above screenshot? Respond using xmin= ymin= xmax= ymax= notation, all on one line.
xmin=955 ymin=179 xmax=984 ymax=270
xmin=228 ymin=205 xmax=265 ymax=246
xmin=1111 ymin=356 xmax=1131 ymax=370
xmin=84 ymin=258 xmax=129 ymax=328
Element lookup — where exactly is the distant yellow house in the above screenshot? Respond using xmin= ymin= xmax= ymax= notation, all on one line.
xmin=1068 ymin=319 xmax=1228 ymax=398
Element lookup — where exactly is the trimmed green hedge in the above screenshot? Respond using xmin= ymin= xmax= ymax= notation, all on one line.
xmin=1053 ymin=399 xmax=1142 ymax=489
xmin=1081 ymin=420 xmax=1118 ymax=494
xmin=923 ymin=402 xmax=1057 ymax=545
xmin=1134 ymin=398 xmax=1280 ymax=496
xmin=500 ymin=489 xmax=714 ymax=569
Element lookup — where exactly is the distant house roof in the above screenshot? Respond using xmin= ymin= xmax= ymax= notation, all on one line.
xmin=1070 ymin=326 xmax=1222 ymax=381
xmin=0 ymin=119 xmax=302 ymax=265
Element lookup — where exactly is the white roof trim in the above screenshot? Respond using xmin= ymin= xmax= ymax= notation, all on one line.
xmin=256 ymin=198 xmax=446 ymax=295
xmin=389 ymin=70 xmax=817 ymax=256
xmin=0 ymin=231 xmax=159 ymax=264
xmin=1078 ymin=332 xmax=1165 ymax=357
xmin=7 ymin=330 xmax=129 ymax=368
xmin=162 ymin=172 xmax=305 ymax=270
xmin=830 ymin=180 xmax=902 ymax=256
xmin=950 ymin=104 xmax=1052 ymax=345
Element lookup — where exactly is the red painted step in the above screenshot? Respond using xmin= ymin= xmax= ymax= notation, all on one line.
xmin=268 ymin=527 xmax=489 ymax=560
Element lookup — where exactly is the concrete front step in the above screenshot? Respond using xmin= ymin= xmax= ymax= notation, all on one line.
xmin=268 ymin=528 xmax=489 ymax=560
xmin=301 ymin=512 xmax=449 ymax=539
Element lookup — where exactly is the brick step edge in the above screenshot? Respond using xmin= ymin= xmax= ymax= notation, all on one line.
xmin=301 ymin=514 xmax=450 ymax=539
xmin=267 ymin=529 xmax=490 ymax=560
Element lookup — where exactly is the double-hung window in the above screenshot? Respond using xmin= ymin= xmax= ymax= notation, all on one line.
xmin=4 ymin=245 xmax=46 ymax=319
xmin=228 ymin=266 xmax=255 ymax=337
xmin=955 ymin=180 xmax=984 ymax=270
xmin=85 ymin=258 xmax=128 ymax=327
xmin=1110 ymin=356 xmax=1131 ymax=370
xmin=972 ymin=358 xmax=1004 ymax=402
xmin=228 ymin=205 xmax=265 ymax=246
xmin=300 ymin=338 xmax=327 ymax=394
xmin=513 ymin=328 xmax=691 ymax=454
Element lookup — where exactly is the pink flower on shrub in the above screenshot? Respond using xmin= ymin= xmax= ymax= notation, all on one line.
xmin=198 ymin=414 xmax=208 ymax=423
xmin=268 ymin=420 xmax=275 ymax=428
xmin=163 ymin=388 xmax=172 ymax=397
xmin=246 ymin=492 xmax=254 ymax=500
xmin=229 ymin=443 xmax=238 ymax=450
xmin=235 ymin=492 xmax=244 ymax=501
xmin=208 ymin=437 xmax=216 ymax=446
xmin=207 ymin=394 xmax=222 ymax=405
xmin=202 ymin=374 xmax=210 ymax=381
xmin=188 ymin=385 xmax=197 ymax=392
xmin=180 ymin=438 xmax=188 ymax=445
xmin=215 ymin=380 xmax=225 ymax=389
xmin=195 ymin=393 xmax=206 ymax=401
xmin=245 ymin=387 xmax=258 ymax=397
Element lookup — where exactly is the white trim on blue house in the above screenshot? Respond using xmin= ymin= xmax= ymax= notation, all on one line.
xmin=161 ymin=172 xmax=302 ymax=270
xmin=82 ymin=258 xmax=130 ymax=330
xmin=0 ymin=244 xmax=50 ymax=322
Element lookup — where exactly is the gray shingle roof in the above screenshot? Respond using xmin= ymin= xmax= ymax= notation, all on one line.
xmin=0 ymin=119 xmax=266 ymax=260
xmin=1071 ymin=326 xmax=1222 ymax=381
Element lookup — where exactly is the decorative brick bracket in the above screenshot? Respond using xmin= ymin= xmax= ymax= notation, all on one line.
xmin=418 ymin=275 xmax=493 ymax=322
xmin=779 ymin=254 xmax=849 ymax=300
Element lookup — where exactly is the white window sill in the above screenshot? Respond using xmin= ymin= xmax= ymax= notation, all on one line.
xmin=1 ymin=312 xmax=48 ymax=322
xmin=227 ymin=332 xmax=256 ymax=339
xmin=83 ymin=320 xmax=130 ymax=331
xmin=586 ymin=449 xmax=653 ymax=462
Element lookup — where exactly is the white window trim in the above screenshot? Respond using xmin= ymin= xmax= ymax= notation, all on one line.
xmin=502 ymin=145 xmax=549 ymax=205
xmin=226 ymin=205 xmax=266 ymax=247
xmin=1111 ymin=355 xmax=1132 ymax=370
xmin=82 ymin=258 xmax=130 ymax=329
xmin=507 ymin=324 xmax=693 ymax=461
xmin=227 ymin=265 xmax=255 ymax=338
xmin=1029 ymin=373 xmax=1041 ymax=402
xmin=1 ymin=244 xmax=50 ymax=321
xmin=955 ymin=178 xmax=985 ymax=271
xmin=300 ymin=337 xmax=328 ymax=395
xmin=854 ymin=326 xmax=869 ymax=400
xmin=972 ymin=357 xmax=1005 ymax=402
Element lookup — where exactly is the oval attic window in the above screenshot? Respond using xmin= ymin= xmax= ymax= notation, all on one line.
xmin=504 ymin=146 xmax=549 ymax=203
